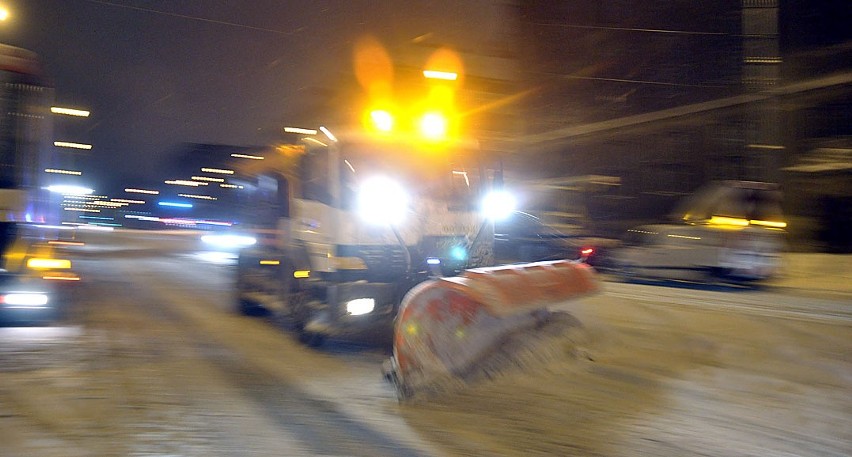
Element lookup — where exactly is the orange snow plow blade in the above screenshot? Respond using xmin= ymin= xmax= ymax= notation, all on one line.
xmin=387 ymin=259 xmax=599 ymax=399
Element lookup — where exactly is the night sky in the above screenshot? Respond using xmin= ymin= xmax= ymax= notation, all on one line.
xmin=3 ymin=0 xmax=502 ymax=193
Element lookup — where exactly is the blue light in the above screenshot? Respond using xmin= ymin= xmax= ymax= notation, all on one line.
xmin=158 ymin=201 xmax=193 ymax=208
xmin=450 ymin=246 xmax=468 ymax=261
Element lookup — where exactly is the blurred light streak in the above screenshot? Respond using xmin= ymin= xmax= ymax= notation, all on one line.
xmin=44 ymin=168 xmax=82 ymax=175
xmin=192 ymin=176 xmax=225 ymax=182
xmin=125 ymin=188 xmax=159 ymax=195
xmin=231 ymin=153 xmax=264 ymax=160
xmin=47 ymin=185 xmax=94 ymax=195
xmin=178 ymin=194 xmax=217 ymax=200
xmin=48 ymin=240 xmax=85 ymax=246
xmin=200 ymin=167 xmax=234 ymax=174
xmin=302 ymin=137 xmax=327 ymax=147
xmin=54 ymin=141 xmax=92 ymax=150
xmin=43 ymin=273 xmax=81 ymax=281
xmin=78 ymin=225 xmax=114 ymax=231
xmin=195 ymin=251 xmax=238 ymax=264
xmin=51 ymin=107 xmax=90 ymax=117
xmin=158 ymin=201 xmax=193 ymax=208
xmin=423 ymin=70 xmax=458 ymax=80
xmin=750 ymin=219 xmax=787 ymax=228
xmin=319 ymin=126 xmax=337 ymax=142
xmin=165 ymin=180 xmax=206 ymax=186
xmin=284 ymin=127 xmax=317 ymax=135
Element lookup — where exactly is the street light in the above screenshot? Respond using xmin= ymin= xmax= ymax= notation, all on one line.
xmin=0 ymin=6 xmax=10 ymax=22
xmin=51 ymin=107 xmax=90 ymax=117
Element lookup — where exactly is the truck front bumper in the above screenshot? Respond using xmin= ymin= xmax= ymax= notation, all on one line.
xmin=304 ymin=281 xmax=399 ymax=338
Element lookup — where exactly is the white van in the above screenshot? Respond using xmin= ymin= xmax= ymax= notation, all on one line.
xmin=614 ymin=181 xmax=786 ymax=283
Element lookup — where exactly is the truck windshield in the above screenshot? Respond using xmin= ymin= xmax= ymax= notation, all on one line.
xmin=340 ymin=141 xmax=482 ymax=210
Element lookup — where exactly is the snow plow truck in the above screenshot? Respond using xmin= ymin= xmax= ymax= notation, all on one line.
xmin=233 ymin=44 xmax=599 ymax=397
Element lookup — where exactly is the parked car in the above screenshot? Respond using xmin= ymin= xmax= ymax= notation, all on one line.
xmin=613 ymin=181 xmax=786 ymax=283
xmin=0 ymin=224 xmax=80 ymax=325
xmin=493 ymin=211 xmax=600 ymax=265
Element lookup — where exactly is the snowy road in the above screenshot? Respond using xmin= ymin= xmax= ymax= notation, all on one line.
xmin=1 ymin=230 xmax=850 ymax=456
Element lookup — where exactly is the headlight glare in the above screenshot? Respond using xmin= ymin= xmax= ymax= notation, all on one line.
xmin=346 ymin=298 xmax=375 ymax=316
xmin=2 ymin=292 xmax=49 ymax=307
xmin=357 ymin=176 xmax=409 ymax=225
xmin=481 ymin=190 xmax=516 ymax=221
xmin=27 ymin=258 xmax=72 ymax=270
xmin=201 ymin=234 xmax=257 ymax=249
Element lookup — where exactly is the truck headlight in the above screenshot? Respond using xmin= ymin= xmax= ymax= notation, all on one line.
xmin=357 ymin=176 xmax=409 ymax=225
xmin=481 ymin=190 xmax=516 ymax=221
xmin=346 ymin=298 xmax=375 ymax=315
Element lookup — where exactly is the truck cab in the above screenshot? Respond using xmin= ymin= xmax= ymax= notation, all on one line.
xmin=235 ymin=133 xmax=504 ymax=345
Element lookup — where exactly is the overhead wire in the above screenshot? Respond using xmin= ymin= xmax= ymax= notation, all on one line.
xmin=82 ymin=0 xmax=304 ymax=35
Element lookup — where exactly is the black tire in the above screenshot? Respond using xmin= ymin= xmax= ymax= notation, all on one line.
xmin=235 ymin=274 xmax=267 ymax=316
xmin=237 ymin=298 xmax=266 ymax=317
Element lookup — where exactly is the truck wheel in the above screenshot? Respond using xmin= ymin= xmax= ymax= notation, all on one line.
xmin=294 ymin=319 xmax=326 ymax=347
xmin=235 ymin=277 xmax=267 ymax=316
xmin=237 ymin=298 xmax=265 ymax=316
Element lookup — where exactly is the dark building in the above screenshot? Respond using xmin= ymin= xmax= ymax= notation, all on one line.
xmin=507 ymin=0 xmax=850 ymax=250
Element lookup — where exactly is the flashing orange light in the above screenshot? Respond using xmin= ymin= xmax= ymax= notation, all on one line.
xmin=419 ymin=112 xmax=448 ymax=140
xmin=370 ymin=109 xmax=394 ymax=132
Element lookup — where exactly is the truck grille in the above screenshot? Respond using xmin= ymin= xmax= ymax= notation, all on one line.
xmin=337 ymin=244 xmax=409 ymax=280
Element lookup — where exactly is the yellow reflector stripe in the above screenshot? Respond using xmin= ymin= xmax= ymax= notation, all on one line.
xmin=709 ymin=216 xmax=749 ymax=227
xmin=48 ymin=240 xmax=85 ymax=246
xmin=27 ymin=258 xmax=72 ymax=269
xmin=43 ymin=273 xmax=81 ymax=281
xmin=259 ymin=259 xmax=280 ymax=265
xmin=750 ymin=220 xmax=787 ymax=228
xmin=293 ymin=270 xmax=310 ymax=278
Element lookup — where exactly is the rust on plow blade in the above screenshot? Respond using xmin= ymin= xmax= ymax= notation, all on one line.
xmin=386 ymin=259 xmax=600 ymax=400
